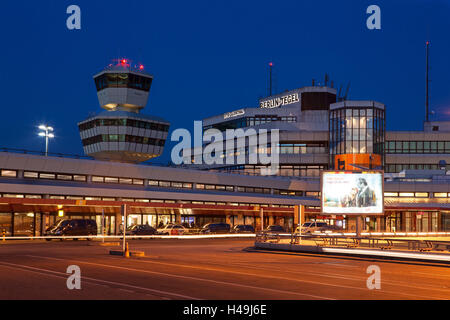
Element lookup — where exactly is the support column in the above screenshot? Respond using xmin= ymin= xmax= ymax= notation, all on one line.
xmin=259 ymin=207 xmax=264 ymax=231
xmin=115 ymin=210 xmax=122 ymax=235
xmin=356 ymin=215 xmax=363 ymax=237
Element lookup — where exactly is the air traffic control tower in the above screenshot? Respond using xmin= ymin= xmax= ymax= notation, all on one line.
xmin=78 ymin=59 xmax=170 ymax=163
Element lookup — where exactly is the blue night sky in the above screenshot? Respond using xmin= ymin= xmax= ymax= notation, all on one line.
xmin=0 ymin=0 xmax=449 ymax=164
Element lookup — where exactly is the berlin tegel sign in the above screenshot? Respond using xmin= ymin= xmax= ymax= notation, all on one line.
xmin=259 ymin=92 xmax=299 ymax=108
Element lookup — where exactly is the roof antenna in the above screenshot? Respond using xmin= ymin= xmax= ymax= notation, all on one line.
xmin=268 ymin=62 xmax=273 ymax=96
xmin=343 ymin=82 xmax=351 ymax=100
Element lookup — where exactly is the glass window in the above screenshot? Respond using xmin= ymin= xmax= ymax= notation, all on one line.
xmin=171 ymin=182 xmax=183 ymax=188
xmin=415 ymin=192 xmax=429 ymax=198
xmin=384 ymin=192 xmax=398 ymax=197
xmin=148 ymin=180 xmax=159 ymax=186
xmin=1 ymin=170 xmax=17 ymax=177
xmin=24 ymin=171 xmax=37 ymax=179
xmin=119 ymin=178 xmax=133 ymax=184
xmin=430 ymin=141 xmax=437 ymax=153
xmin=73 ymin=175 xmax=86 ymax=182
xmin=92 ymin=176 xmax=104 ymax=183
xmin=434 ymin=193 xmax=447 ymax=198
xmin=39 ymin=173 xmax=55 ymax=179
xmin=133 ymin=179 xmax=144 ymax=185
xmin=417 ymin=141 xmax=423 ymax=152
xmin=57 ymin=174 xmax=72 ymax=181
xmin=159 ymin=181 xmax=170 ymax=187
xmin=399 ymin=192 xmax=414 ymax=197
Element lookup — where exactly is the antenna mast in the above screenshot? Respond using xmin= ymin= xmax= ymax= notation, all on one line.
xmin=269 ymin=62 xmax=273 ymax=96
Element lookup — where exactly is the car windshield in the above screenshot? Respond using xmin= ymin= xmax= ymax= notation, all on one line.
xmin=302 ymin=222 xmax=312 ymax=227
xmin=55 ymin=220 xmax=69 ymax=228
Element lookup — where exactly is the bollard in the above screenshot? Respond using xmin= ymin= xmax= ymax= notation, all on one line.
xmin=2 ymin=229 xmax=5 ymax=242
xmin=124 ymin=242 xmax=130 ymax=258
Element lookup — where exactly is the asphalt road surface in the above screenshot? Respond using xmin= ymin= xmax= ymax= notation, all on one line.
xmin=0 ymin=238 xmax=449 ymax=300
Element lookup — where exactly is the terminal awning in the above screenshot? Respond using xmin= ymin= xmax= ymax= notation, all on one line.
xmin=0 ymin=197 xmax=295 ymax=216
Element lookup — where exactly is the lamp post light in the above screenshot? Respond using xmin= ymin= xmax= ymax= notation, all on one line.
xmin=38 ymin=125 xmax=54 ymax=156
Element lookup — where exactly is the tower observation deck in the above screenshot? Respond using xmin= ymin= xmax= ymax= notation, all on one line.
xmin=78 ymin=59 xmax=170 ymax=163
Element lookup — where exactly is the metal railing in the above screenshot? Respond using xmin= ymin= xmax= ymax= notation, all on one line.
xmin=255 ymin=231 xmax=450 ymax=253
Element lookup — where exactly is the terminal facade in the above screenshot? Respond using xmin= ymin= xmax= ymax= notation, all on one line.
xmin=0 ymin=63 xmax=449 ymax=236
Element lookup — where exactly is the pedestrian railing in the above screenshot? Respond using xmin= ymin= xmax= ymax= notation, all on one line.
xmin=255 ymin=231 xmax=450 ymax=253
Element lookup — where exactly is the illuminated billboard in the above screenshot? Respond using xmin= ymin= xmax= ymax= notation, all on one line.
xmin=321 ymin=171 xmax=384 ymax=215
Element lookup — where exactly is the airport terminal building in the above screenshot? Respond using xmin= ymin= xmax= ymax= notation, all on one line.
xmin=0 ymin=62 xmax=449 ymax=236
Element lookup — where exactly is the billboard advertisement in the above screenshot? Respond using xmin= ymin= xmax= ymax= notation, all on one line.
xmin=321 ymin=171 xmax=384 ymax=215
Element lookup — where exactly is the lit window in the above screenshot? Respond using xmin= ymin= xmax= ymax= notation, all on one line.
xmin=57 ymin=174 xmax=72 ymax=181
xmin=66 ymin=196 xmax=83 ymax=200
xmin=92 ymin=176 xmax=104 ymax=183
xmin=159 ymin=181 xmax=170 ymax=187
xmin=73 ymin=175 xmax=86 ymax=182
xmin=25 ymin=195 xmax=42 ymax=199
xmin=148 ymin=180 xmax=159 ymax=186
xmin=24 ymin=171 xmax=38 ymax=178
xmin=415 ymin=192 xmax=429 ymax=198
xmin=39 ymin=173 xmax=55 ymax=179
xmin=104 ymin=177 xmax=119 ymax=184
xmin=384 ymin=192 xmax=398 ymax=197
xmin=49 ymin=195 xmax=65 ymax=199
xmin=133 ymin=179 xmax=144 ymax=185
xmin=434 ymin=193 xmax=447 ymax=198
xmin=399 ymin=192 xmax=414 ymax=197
xmin=3 ymin=194 xmax=24 ymax=198
xmin=1 ymin=170 xmax=17 ymax=177
xmin=119 ymin=178 xmax=133 ymax=184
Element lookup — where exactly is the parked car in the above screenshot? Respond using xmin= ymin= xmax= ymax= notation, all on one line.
xmin=200 ymin=223 xmax=231 ymax=234
xmin=296 ymin=221 xmax=339 ymax=234
xmin=157 ymin=224 xmax=186 ymax=235
xmin=264 ymin=225 xmax=285 ymax=233
xmin=45 ymin=219 xmax=97 ymax=240
xmin=123 ymin=224 xmax=157 ymax=236
xmin=231 ymin=224 xmax=255 ymax=234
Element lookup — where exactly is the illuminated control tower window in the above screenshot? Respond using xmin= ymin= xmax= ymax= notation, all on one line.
xmin=329 ymin=101 xmax=385 ymax=170
xmin=78 ymin=59 xmax=170 ymax=163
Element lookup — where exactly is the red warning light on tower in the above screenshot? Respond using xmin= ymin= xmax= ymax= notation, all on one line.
xmin=269 ymin=62 xmax=273 ymax=67
xmin=139 ymin=64 xmax=144 ymax=70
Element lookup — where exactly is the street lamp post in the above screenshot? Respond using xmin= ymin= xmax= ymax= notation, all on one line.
xmin=38 ymin=125 xmax=54 ymax=156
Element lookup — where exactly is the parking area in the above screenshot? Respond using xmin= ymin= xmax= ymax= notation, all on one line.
xmin=0 ymin=238 xmax=449 ymax=300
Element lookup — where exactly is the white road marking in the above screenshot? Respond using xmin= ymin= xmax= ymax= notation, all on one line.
xmin=0 ymin=261 xmax=198 ymax=300
xmin=24 ymin=255 xmax=335 ymax=300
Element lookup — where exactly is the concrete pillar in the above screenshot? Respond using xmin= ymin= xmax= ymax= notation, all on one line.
xmin=259 ymin=208 xmax=264 ymax=231
xmin=115 ymin=211 xmax=122 ymax=235
xmin=376 ymin=217 xmax=382 ymax=232
xmin=355 ymin=216 xmax=363 ymax=237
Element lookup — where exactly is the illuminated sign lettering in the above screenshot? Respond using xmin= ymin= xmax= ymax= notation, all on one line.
xmin=260 ymin=93 xmax=299 ymax=108
xmin=224 ymin=109 xmax=245 ymax=119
